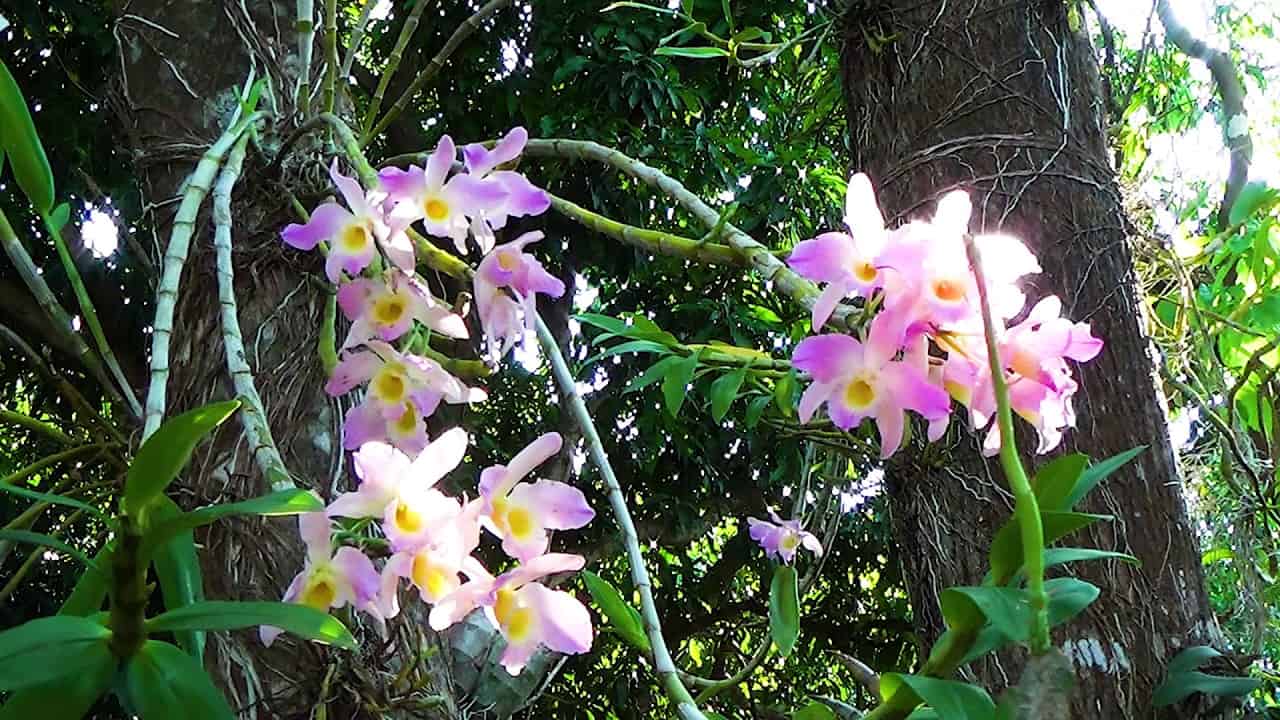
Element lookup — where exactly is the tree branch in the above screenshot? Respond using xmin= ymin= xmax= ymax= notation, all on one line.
xmin=548 ymin=193 xmax=745 ymax=266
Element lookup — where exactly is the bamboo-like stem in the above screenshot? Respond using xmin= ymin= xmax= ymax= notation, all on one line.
xmin=319 ymin=291 xmax=338 ymax=375
xmin=548 ymin=194 xmax=744 ymax=266
xmin=212 ymin=134 xmax=295 ymax=492
xmin=522 ymin=138 xmax=857 ymax=331
xmin=322 ymin=0 xmax=339 ymax=114
xmin=43 ymin=214 xmax=143 ymax=419
xmin=0 ymin=208 xmax=123 ymax=406
xmin=0 ymin=408 xmax=76 ymax=445
xmin=364 ymin=0 xmax=513 ymax=143
xmin=108 ymin=517 xmax=148 ymax=658
xmin=533 ymin=312 xmax=706 ymax=720
xmin=339 ymin=0 xmax=378 ymax=83
xmin=360 ymin=0 xmax=434 ymax=137
xmin=142 ymin=113 xmax=263 ymax=439
xmin=295 ymin=0 xmax=316 ymax=115
xmin=1 ymin=444 xmax=108 ymax=487
xmin=963 ymin=233 xmax=1048 ymax=654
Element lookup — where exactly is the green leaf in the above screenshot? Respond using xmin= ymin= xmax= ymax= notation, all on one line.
xmin=46 ymin=202 xmax=71 ymax=233
xmin=124 ymin=640 xmax=235 ymax=720
xmin=0 ymin=482 xmax=109 ymax=522
xmin=744 ymin=395 xmax=771 ymax=428
xmin=660 ymin=21 xmax=706 ymax=46
xmin=987 ymin=511 xmax=1111 ymax=584
xmin=1228 ymin=181 xmax=1277 ymax=226
xmin=1153 ymin=671 xmax=1261 ymax=707
xmin=1031 ymin=453 xmax=1088 ymax=511
xmin=942 ymin=586 xmax=1029 ymax=640
xmin=1063 ymin=446 xmax=1145 ymax=509
xmin=585 ymin=339 xmax=669 ymax=366
xmin=1166 ymin=645 xmax=1223 ymax=675
xmin=1040 ymin=548 xmax=1139 ymax=574
xmin=769 ymin=565 xmax=800 ymax=657
xmin=1201 ymin=547 xmax=1233 ymax=565
xmin=624 ymin=355 xmax=685 ymax=394
xmin=773 ymin=371 xmax=797 ymax=418
xmin=0 ymin=529 xmax=94 ymax=567
xmin=662 ymin=351 xmax=700 ymax=417
xmin=0 ymin=59 xmax=55 ymax=213
xmin=1044 ymin=577 xmax=1100 ymax=627
xmin=143 ymin=488 xmax=322 ymax=554
xmin=887 ymin=675 xmax=996 ymax=719
xmin=792 ymin=701 xmax=836 ymax=720
xmin=709 ymin=368 xmax=747 ymax=423
xmin=0 ymin=616 xmax=113 ymax=692
xmin=60 ymin=543 xmax=113 ymax=616
xmin=721 ymin=0 xmax=734 ymax=32
xmin=124 ymin=400 xmax=240 ymax=517
xmin=0 ymin=651 xmax=116 ymax=720
xmin=575 ymin=313 xmax=630 ymax=336
xmin=581 ymin=571 xmax=650 ymax=653
xmin=654 ymin=46 xmax=732 ymax=59
xmin=151 ymin=496 xmax=205 ymax=663
xmin=146 ymin=601 xmax=356 ymax=649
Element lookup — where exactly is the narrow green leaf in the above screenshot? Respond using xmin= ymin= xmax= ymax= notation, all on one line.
xmin=660 ymin=21 xmax=706 ymax=46
xmin=146 ymin=601 xmax=356 ymax=649
xmin=581 ymin=571 xmax=650 ymax=653
xmin=0 ymin=616 xmax=113 ymax=692
xmin=654 ymin=46 xmax=732 ymax=59
xmin=124 ymin=400 xmax=240 ymax=517
xmin=585 ymin=339 xmax=669 ymax=366
xmin=60 ymin=543 xmax=113 ymax=616
xmin=124 ymin=640 xmax=235 ymax=720
xmin=624 ymin=355 xmax=685 ymax=394
xmin=0 ymin=529 xmax=94 ymax=567
xmin=1040 ymin=548 xmax=1139 ymax=574
xmin=0 ymin=481 xmax=110 ymax=522
xmin=0 ymin=58 xmax=55 ymax=212
xmin=46 ymin=202 xmax=71 ymax=233
xmin=1031 ymin=453 xmax=1087 ymax=511
xmin=1045 ymin=577 xmax=1100 ymax=627
xmin=1166 ymin=645 xmax=1223 ymax=675
xmin=575 ymin=313 xmax=630 ymax=336
xmin=709 ymin=368 xmax=747 ymax=423
xmin=988 ymin=510 xmax=1111 ymax=584
xmin=143 ymin=488 xmax=322 ymax=554
xmin=0 ymin=648 xmax=116 ymax=720
xmin=792 ymin=701 xmax=836 ymax=720
xmin=745 ymin=394 xmax=771 ymax=428
xmin=1153 ymin=671 xmax=1261 ymax=707
xmin=151 ymin=496 xmax=206 ymax=663
xmin=888 ymin=675 xmax=995 ymax=719
xmin=1063 ymin=446 xmax=1145 ymax=509
xmin=662 ymin=351 xmax=700 ymax=417
xmin=773 ymin=371 xmax=797 ymax=418
xmin=769 ymin=565 xmax=800 ymax=657
xmin=721 ymin=0 xmax=734 ymax=32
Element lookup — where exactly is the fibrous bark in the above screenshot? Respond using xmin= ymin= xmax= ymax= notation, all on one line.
xmin=839 ymin=2 xmax=1219 ymax=717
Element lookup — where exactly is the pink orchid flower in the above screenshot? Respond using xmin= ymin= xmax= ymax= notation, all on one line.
xmin=787 ymin=173 xmax=890 ymax=331
xmin=326 ymin=430 xmax=470 ymax=551
xmin=337 ymin=268 xmax=469 ymax=350
xmin=474 ymin=231 xmax=566 ymax=360
xmin=429 ymin=553 xmax=593 ymax=675
xmin=748 ymin=508 xmax=824 ymax=563
xmin=281 ymin=159 xmax=414 ymax=282
xmin=380 ymin=504 xmax=484 ymax=615
xmin=792 ymin=315 xmax=952 ymax=458
xmin=478 ymin=432 xmax=595 ymax=562
xmin=379 ymin=134 xmax=508 ymax=255
xmin=460 ymin=127 xmax=551 ymax=252
xmin=261 ymin=512 xmax=382 ymax=646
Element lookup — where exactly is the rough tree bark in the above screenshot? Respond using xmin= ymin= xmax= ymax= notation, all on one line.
xmin=840 ymin=2 xmax=1220 ymax=717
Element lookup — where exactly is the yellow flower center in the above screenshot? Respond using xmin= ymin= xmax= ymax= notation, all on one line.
xmin=372 ymin=294 xmax=408 ymax=326
xmin=423 ymin=197 xmax=450 ymax=221
xmin=844 ymin=378 xmax=876 ymax=410
xmin=340 ymin=222 xmax=371 ymax=253
xmin=411 ymin=554 xmax=454 ymax=600
xmin=371 ymin=365 xmax=408 ymax=405
xmin=497 ymin=251 xmax=520 ymax=271
xmin=394 ymin=501 xmax=424 ymax=535
xmin=781 ymin=533 xmax=801 ymax=552
xmin=494 ymin=588 xmax=534 ymax=642
xmin=506 ymin=506 xmax=534 ymax=540
xmin=301 ymin=577 xmax=336 ymax=610
xmin=931 ymin=277 xmax=966 ymax=304
xmin=854 ymin=260 xmax=878 ymax=284
xmin=392 ymin=403 xmax=419 ymax=435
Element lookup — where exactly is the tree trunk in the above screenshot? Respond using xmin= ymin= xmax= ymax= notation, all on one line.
xmin=839 ymin=2 xmax=1220 ymax=717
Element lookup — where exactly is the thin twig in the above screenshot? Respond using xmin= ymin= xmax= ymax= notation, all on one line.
xmin=339 ymin=0 xmax=378 ymax=82
xmin=360 ymin=0 xmax=434 ymax=137
xmin=0 ymin=408 xmax=76 ymax=446
xmin=533 ymin=312 xmax=707 ymax=720
xmin=211 ymin=134 xmax=294 ymax=492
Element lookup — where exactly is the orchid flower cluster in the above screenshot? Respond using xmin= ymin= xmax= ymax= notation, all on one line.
xmin=272 ymin=129 xmax=592 ymax=675
xmin=786 ymin=174 xmax=1104 ymax=460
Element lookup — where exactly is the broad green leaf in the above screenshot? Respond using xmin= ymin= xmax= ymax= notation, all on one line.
xmin=581 ymin=571 xmax=650 ymax=653
xmin=1044 ymin=577 xmax=1100 ymax=627
xmin=142 ymin=488 xmax=322 ymax=554
xmin=0 ymin=59 xmax=55 ymax=213
xmin=0 ymin=529 xmax=94 ymax=567
xmin=124 ymin=640 xmax=234 ymax=720
xmin=0 ymin=481 xmax=109 ymax=522
xmin=152 ymin=496 xmax=205 ymax=663
xmin=709 ymin=368 xmax=746 ymax=423
xmin=888 ymin=675 xmax=995 ymax=720
xmin=46 ymin=202 xmax=71 ymax=233
xmin=0 ymin=616 xmax=113 ymax=692
xmin=124 ymin=400 xmax=240 ymax=517
xmin=745 ymin=394 xmax=771 ymax=428
xmin=662 ymin=351 xmax=700 ymax=417
xmin=1030 ymin=453 xmax=1087 ymax=511
xmin=769 ymin=565 xmax=800 ymax=657
xmin=655 ymin=46 xmax=732 ymax=59
xmin=0 ymin=648 xmax=116 ymax=720
xmin=1228 ymin=181 xmax=1277 ymax=226
xmin=624 ymin=355 xmax=685 ymax=394
xmin=941 ymin=586 xmax=1029 ymax=640
xmin=146 ymin=601 xmax=356 ymax=649
xmin=773 ymin=371 xmax=797 ymax=418
xmin=1062 ymin=446 xmax=1145 ymax=509
xmin=1153 ymin=671 xmax=1261 ymax=707
xmin=792 ymin=701 xmax=836 ymax=720
xmin=1166 ymin=645 xmax=1223 ymax=675
xmin=987 ymin=510 xmax=1111 ymax=584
